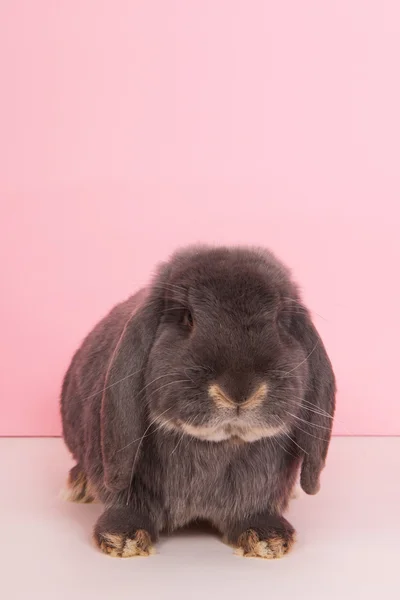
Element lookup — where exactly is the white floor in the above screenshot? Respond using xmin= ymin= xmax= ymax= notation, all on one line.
xmin=0 ymin=438 xmax=399 ymax=599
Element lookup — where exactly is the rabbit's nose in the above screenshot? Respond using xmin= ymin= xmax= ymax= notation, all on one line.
xmin=208 ymin=374 xmax=268 ymax=410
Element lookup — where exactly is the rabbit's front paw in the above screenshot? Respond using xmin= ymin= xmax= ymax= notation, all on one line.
xmin=93 ymin=507 xmax=156 ymax=557
xmin=235 ymin=520 xmax=296 ymax=559
xmin=94 ymin=529 xmax=154 ymax=558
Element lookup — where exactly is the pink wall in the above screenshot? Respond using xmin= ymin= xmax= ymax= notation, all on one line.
xmin=1 ymin=1 xmax=399 ymax=436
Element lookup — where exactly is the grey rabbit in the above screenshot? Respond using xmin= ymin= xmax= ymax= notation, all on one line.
xmin=60 ymin=245 xmax=335 ymax=558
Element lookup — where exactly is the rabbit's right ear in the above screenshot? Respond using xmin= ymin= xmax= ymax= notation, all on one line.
xmin=100 ymin=270 xmax=169 ymax=493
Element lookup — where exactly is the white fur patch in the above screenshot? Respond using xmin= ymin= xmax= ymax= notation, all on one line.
xmin=180 ymin=420 xmax=287 ymax=443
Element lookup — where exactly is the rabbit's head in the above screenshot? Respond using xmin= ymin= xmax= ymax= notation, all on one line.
xmin=147 ymin=246 xmax=311 ymax=443
xmin=102 ymin=246 xmax=335 ymax=495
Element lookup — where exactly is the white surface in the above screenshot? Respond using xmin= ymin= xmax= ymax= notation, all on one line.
xmin=0 ymin=437 xmax=399 ymax=599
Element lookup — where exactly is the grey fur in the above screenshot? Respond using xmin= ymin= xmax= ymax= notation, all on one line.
xmin=61 ymin=245 xmax=335 ymax=547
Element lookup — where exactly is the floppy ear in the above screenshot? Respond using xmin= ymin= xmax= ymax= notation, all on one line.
xmin=100 ymin=274 xmax=167 ymax=493
xmin=290 ymin=308 xmax=336 ymax=495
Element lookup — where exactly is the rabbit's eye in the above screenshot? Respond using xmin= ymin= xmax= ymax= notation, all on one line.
xmin=183 ymin=309 xmax=194 ymax=329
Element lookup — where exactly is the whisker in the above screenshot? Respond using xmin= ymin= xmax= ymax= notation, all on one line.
xmin=145 ymin=379 xmax=194 ymax=400
xmin=73 ymin=369 xmax=182 ymax=406
xmin=285 ymin=397 xmax=350 ymax=433
xmin=170 ymin=432 xmax=186 ymax=456
xmin=185 ymin=364 xmax=213 ymax=375
xmin=269 ymin=370 xmax=305 ymax=378
xmin=280 ymin=297 xmax=327 ymax=321
xmin=170 ymin=418 xmax=195 ymax=456
xmin=117 ymin=407 xmax=174 ymax=452
xmin=78 ymin=367 xmax=145 ymax=403
xmin=281 ymin=342 xmax=319 ymax=376
xmin=152 ymin=283 xmax=188 ymax=295
xmin=135 ymin=372 xmax=184 ymax=401
xmin=182 ymin=423 xmax=199 ymax=452
xmin=271 ymin=433 xmax=299 ymax=459
xmin=292 ymin=403 xmax=336 ymax=421
xmin=184 ymin=369 xmax=196 ymax=384
xmin=285 ymin=396 xmax=335 ymax=420
xmin=276 ymin=418 xmax=309 ymax=455
xmin=286 ymin=411 xmax=332 ymax=431
xmin=291 ymin=423 xmax=331 ymax=443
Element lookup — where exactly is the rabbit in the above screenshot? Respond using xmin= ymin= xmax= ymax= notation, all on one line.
xmin=60 ymin=245 xmax=335 ymax=559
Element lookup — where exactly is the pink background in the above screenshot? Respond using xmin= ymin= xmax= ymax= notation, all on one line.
xmin=1 ymin=1 xmax=399 ymax=436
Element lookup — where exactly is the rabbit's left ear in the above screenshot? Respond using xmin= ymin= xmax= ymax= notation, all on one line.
xmin=290 ymin=308 xmax=336 ymax=495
